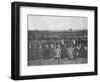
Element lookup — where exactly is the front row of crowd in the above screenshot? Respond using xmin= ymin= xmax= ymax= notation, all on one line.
xmin=28 ymin=39 xmax=88 ymax=60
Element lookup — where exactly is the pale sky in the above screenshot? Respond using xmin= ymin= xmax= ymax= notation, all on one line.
xmin=28 ymin=15 xmax=88 ymax=31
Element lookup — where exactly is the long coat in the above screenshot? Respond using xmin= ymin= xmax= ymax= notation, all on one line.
xmin=54 ymin=48 xmax=61 ymax=58
xmin=49 ymin=47 xmax=55 ymax=58
xmin=43 ymin=47 xmax=50 ymax=59
xmin=73 ymin=47 xmax=79 ymax=59
xmin=38 ymin=47 xmax=44 ymax=59
xmin=79 ymin=47 xmax=86 ymax=58
xmin=61 ymin=46 xmax=67 ymax=59
xmin=67 ymin=47 xmax=74 ymax=59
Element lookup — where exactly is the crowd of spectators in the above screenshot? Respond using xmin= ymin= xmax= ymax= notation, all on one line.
xmin=28 ymin=38 xmax=88 ymax=61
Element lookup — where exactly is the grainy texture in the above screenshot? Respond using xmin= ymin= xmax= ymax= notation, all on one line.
xmin=28 ymin=15 xmax=88 ymax=66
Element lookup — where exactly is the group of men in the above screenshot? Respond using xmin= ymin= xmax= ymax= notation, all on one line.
xmin=28 ymin=39 xmax=87 ymax=61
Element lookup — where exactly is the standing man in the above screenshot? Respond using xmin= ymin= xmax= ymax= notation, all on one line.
xmin=54 ymin=44 xmax=61 ymax=64
xmin=67 ymin=45 xmax=74 ymax=60
xmin=43 ymin=44 xmax=50 ymax=59
xmin=61 ymin=45 xmax=67 ymax=59
xmin=49 ymin=44 xmax=55 ymax=59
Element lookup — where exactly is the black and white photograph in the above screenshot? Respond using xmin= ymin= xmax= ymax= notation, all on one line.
xmin=11 ymin=2 xmax=97 ymax=80
xmin=28 ymin=15 xmax=88 ymax=66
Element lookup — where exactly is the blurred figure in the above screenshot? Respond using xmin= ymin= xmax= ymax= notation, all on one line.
xmin=28 ymin=40 xmax=32 ymax=61
xmin=73 ymin=45 xmax=79 ymax=60
xmin=55 ymin=45 xmax=61 ymax=58
xmin=49 ymin=44 xmax=55 ymax=59
xmin=67 ymin=45 xmax=74 ymax=60
xmin=43 ymin=44 xmax=50 ymax=59
xmin=31 ymin=43 xmax=38 ymax=60
xmin=84 ymin=46 xmax=88 ymax=58
xmin=61 ymin=45 xmax=67 ymax=59
xmin=38 ymin=45 xmax=44 ymax=64
xmin=79 ymin=44 xmax=86 ymax=58
xmin=38 ymin=45 xmax=44 ymax=59
xmin=54 ymin=45 xmax=61 ymax=64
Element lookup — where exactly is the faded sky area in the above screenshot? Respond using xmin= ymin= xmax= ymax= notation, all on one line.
xmin=28 ymin=15 xmax=88 ymax=31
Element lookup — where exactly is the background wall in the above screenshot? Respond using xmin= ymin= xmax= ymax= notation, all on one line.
xmin=0 ymin=0 xmax=99 ymax=82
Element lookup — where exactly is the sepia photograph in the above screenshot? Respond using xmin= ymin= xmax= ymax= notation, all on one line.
xmin=28 ymin=15 xmax=88 ymax=66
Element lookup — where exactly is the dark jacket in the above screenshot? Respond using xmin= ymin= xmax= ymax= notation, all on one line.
xmin=49 ymin=47 xmax=55 ymax=58
xmin=79 ymin=47 xmax=85 ymax=58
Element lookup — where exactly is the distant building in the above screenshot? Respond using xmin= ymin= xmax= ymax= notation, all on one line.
xmin=28 ymin=30 xmax=87 ymax=40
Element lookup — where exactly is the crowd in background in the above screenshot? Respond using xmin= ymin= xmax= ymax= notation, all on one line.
xmin=28 ymin=39 xmax=88 ymax=61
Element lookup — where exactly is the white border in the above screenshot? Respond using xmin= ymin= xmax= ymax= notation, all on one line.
xmin=20 ymin=6 xmax=94 ymax=76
